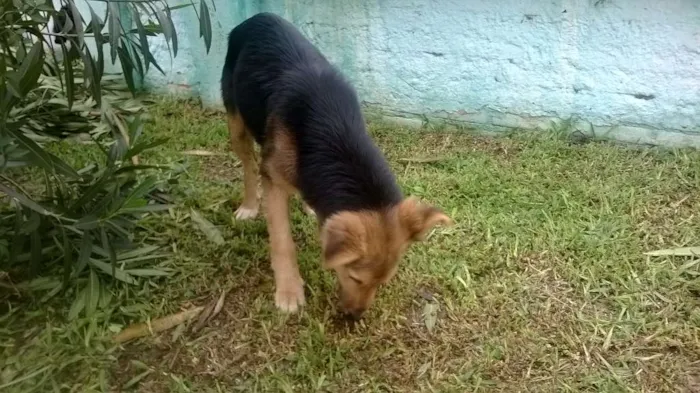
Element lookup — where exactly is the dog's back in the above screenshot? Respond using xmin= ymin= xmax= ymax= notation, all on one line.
xmin=221 ymin=13 xmax=325 ymax=143
xmin=221 ymin=12 xmax=402 ymax=220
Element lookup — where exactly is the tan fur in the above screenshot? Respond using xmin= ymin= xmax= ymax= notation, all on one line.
xmin=320 ymin=200 xmax=452 ymax=319
xmin=262 ymin=175 xmax=305 ymax=312
xmin=227 ymin=112 xmax=259 ymax=219
xmin=261 ymin=117 xmax=298 ymax=192
xmin=260 ymin=119 xmax=306 ymax=311
xmin=228 ymin=114 xmax=452 ymax=318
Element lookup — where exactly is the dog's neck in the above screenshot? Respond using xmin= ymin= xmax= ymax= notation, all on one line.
xmin=297 ymin=125 xmax=404 ymax=222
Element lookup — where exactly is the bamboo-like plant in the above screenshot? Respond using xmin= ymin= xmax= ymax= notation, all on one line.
xmin=0 ymin=0 xmax=213 ymax=317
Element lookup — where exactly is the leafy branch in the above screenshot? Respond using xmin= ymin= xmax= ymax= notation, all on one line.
xmin=0 ymin=0 xmax=213 ymax=318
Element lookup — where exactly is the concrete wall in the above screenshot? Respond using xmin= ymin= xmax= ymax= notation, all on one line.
xmin=117 ymin=1 xmax=700 ymax=146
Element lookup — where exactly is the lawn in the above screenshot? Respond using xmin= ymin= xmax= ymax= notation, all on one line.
xmin=2 ymin=98 xmax=700 ymax=392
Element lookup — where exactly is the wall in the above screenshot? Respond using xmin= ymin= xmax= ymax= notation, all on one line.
xmin=143 ymin=0 xmax=699 ymax=146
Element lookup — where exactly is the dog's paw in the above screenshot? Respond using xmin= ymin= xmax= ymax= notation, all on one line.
xmin=275 ymin=284 xmax=305 ymax=313
xmin=234 ymin=205 xmax=258 ymax=220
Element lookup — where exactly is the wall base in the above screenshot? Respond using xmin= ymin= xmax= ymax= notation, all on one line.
xmin=367 ymin=103 xmax=700 ymax=149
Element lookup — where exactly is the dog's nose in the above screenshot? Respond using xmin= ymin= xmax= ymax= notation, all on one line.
xmin=343 ymin=307 xmax=366 ymax=321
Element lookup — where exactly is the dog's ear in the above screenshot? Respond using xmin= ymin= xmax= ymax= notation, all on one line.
xmin=398 ymin=197 xmax=453 ymax=241
xmin=320 ymin=212 xmax=366 ymax=270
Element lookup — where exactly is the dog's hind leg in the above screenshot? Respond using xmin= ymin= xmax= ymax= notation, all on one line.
xmin=227 ymin=111 xmax=259 ymax=220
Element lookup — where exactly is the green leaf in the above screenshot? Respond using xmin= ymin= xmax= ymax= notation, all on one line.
xmin=107 ymin=137 xmax=129 ymax=167
xmin=49 ymin=154 xmax=82 ymax=180
xmin=75 ymin=214 xmax=100 ymax=230
xmin=22 ymin=210 xmax=41 ymax=234
xmin=4 ymin=128 xmax=52 ymax=172
xmin=199 ymin=0 xmax=212 ymax=53
xmin=68 ymin=174 xmax=110 ymax=213
xmin=61 ymin=227 xmax=73 ymax=285
xmin=143 ymin=50 xmax=164 ymax=75
xmin=60 ymin=43 xmax=75 ymax=110
xmin=88 ymin=258 xmax=136 ymax=284
xmin=122 ymin=370 xmax=153 ymax=390
xmin=99 ymin=285 xmax=113 ymax=309
xmin=87 ymin=3 xmax=105 ymax=82
xmin=120 ymin=204 xmax=174 ymax=214
xmin=12 ymin=247 xmax=58 ymax=264
xmin=116 ymin=176 xmax=157 ymax=213
xmin=128 ymin=39 xmax=145 ymax=82
xmin=0 ymin=46 xmax=5 ymax=87
xmin=132 ymin=6 xmax=151 ymax=73
xmin=6 ymin=123 xmax=80 ymax=179
xmin=125 ymin=268 xmax=171 ymax=277
xmin=168 ymin=3 xmax=192 ymax=11
xmin=40 ymin=283 xmax=63 ymax=303
xmin=106 ymin=219 xmax=131 ymax=239
xmin=168 ymin=9 xmax=178 ymax=57
xmin=79 ymin=46 xmax=101 ymax=104
xmin=118 ymin=254 xmax=170 ymax=266
xmin=124 ymin=137 xmax=169 ymax=160
xmin=30 ymin=228 xmax=41 ymax=275
xmin=100 ymin=227 xmax=117 ymax=277
xmin=13 ymin=276 xmax=61 ymax=291
xmin=117 ymin=46 xmax=136 ymax=94
xmin=154 ymin=7 xmax=173 ymax=54
xmin=108 ymin=2 xmax=120 ymax=64
xmin=128 ymin=115 xmax=145 ymax=144
xmin=86 ymin=269 xmax=100 ymax=317
xmin=68 ymin=0 xmax=84 ymax=48
xmin=9 ymin=208 xmax=26 ymax=266
xmin=190 ymin=209 xmax=224 ymax=245
xmin=69 ymin=287 xmax=87 ymax=320
xmin=645 ymin=247 xmax=700 ymax=257
xmin=0 ymin=182 xmax=52 ymax=216
xmin=118 ymin=245 xmax=159 ymax=260
xmin=74 ymin=231 xmax=92 ymax=278
xmin=13 ymin=41 xmax=45 ymax=97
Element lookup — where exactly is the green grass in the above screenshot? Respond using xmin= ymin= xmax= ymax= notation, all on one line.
xmin=2 ymin=98 xmax=700 ymax=392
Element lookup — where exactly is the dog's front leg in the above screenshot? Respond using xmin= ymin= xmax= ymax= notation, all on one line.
xmin=262 ymin=176 xmax=305 ymax=312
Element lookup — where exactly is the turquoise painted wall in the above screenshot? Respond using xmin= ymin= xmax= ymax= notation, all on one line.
xmin=113 ymin=1 xmax=700 ymax=146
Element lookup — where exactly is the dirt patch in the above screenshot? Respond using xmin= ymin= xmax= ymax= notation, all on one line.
xmin=111 ymin=271 xmax=320 ymax=392
xmin=110 ymin=248 xmax=698 ymax=392
xmin=196 ymin=154 xmax=241 ymax=183
xmin=374 ymin=131 xmax=524 ymax=164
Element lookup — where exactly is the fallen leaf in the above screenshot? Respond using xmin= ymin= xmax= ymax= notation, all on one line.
xmin=191 ymin=290 xmax=227 ymax=334
xmin=182 ymin=149 xmax=223 ymax=156
xmin=423 ymin=302 xmax=439 ymax=333
xmin=398 ymin=157 xmax=448 ymax=164
xmin=190 ymin=209 xmax=224 ymax=245
xmin=645 ymin=247 xmax=700 ymax=257
xmin=113 ymin=306 xmax=204 ymax=343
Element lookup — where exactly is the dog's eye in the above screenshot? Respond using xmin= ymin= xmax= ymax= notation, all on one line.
xmin=349 ymin=276 xmax=363 ymax=285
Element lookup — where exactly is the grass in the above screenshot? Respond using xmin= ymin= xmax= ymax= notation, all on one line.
xmin=2 ymin=98 xmax=700 ymax=392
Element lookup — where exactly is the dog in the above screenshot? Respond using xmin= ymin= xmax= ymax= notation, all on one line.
xmin=221 ymin=13 xmax=452 ymax=319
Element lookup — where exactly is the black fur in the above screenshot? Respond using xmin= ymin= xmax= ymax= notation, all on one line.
xmin=221 ymin=13 xmax=403 ymax=220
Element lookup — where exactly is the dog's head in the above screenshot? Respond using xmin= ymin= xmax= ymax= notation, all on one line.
xmin=320 ymin=197 xmax=452 ymax=319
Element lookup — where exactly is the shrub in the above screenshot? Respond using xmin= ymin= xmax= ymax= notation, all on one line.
xmin=0 ymin=0 xmax=213 ymax=316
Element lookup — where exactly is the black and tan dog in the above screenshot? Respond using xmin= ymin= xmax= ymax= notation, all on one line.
xmin=221 ymin=13 xmax=452 ymax=319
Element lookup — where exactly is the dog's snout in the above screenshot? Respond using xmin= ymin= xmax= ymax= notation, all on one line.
xmin=342 ymin=307 xmax=366 ymax=320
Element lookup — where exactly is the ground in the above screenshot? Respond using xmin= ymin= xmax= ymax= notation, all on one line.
xmin=2 ymin=99 xmax=700 ymax=392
